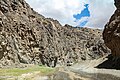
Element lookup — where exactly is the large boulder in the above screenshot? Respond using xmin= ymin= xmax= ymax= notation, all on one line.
xmin=103 ymin=0 xmax=120 ymax=56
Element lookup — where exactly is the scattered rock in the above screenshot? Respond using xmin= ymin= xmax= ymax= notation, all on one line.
xmin=0 ymin=0 xmax=110 ymax=68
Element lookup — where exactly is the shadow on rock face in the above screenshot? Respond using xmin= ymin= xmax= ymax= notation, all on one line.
xmin=96 ymin=54 xmax=120 ymax=70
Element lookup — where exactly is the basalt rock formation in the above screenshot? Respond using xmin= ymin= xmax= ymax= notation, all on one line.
xmin=103 ymin=0 xmax=120 ymax=56
xmin=0 ymin=0 xmax=110 ymax=68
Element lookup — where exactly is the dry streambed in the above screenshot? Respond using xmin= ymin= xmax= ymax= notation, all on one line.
xmin=0 ymin=65 xmax=91 ymax=80
xmin=68 ymin=57 xmax=120 ymax=80
xmin=1 ymin=57 xmax=120 ymax=80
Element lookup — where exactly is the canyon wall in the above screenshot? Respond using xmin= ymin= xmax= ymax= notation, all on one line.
xmin=103 ymin=0 xmax=120 ymax=56
xmin=0 ymin=0 xmax=110 ymax=68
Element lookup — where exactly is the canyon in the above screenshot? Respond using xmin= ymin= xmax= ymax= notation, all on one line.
xmin=1 ymin=0 xmax=120 ymax=80
xmin=0 ymin=0 xmax=110 ymax=68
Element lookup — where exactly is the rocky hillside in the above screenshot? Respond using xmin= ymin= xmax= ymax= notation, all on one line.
xmin=0 ymin=0 xmax=110 ymax=68
xmin=103 ymin=0 xmax=120 ymax=56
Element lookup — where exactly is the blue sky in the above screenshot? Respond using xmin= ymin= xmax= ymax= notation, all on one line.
xmin=73 ymin=4 xmax=90 ymax=21
xmin=73 ymin=4 xmax=90 ymax=27
xmin=26 ymin=0 xmax=115 ymax=29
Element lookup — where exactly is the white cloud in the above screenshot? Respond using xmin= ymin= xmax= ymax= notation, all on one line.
xmin=25 ymin=0 xmax=88 ymax=26
xmin=86 ymin=0 xmax=116 ymax=29
xmin=76 ymin=17 xmax=89 ymax=26
xmin=25 ymin=0 xmax=115 ymax=29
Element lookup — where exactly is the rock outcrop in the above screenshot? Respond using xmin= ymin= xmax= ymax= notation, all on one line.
xmin=0 ymin=0 xmax=110 ymax=68
xmin=103 ymin=0 xmax=120 ymax=56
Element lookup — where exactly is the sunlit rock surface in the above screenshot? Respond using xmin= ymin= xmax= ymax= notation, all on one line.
xmin=0 ymin=0 xmax=110 ymax=68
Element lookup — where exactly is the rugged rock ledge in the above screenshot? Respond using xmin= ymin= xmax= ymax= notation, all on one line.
xmin=103 ymin=0 xmax=120 ymax=56
xmin=0 ymin=0 xmax=110 ymax=68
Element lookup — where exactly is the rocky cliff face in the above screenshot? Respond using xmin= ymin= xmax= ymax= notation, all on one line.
xmin=0 ymin=0 xmax=110 ymax=68
xmin=103 ymin=0 xmax=120 ymax=56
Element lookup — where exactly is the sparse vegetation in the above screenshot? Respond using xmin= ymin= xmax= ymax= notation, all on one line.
xmin=0 ymin=65 xmax=55 ymax=76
